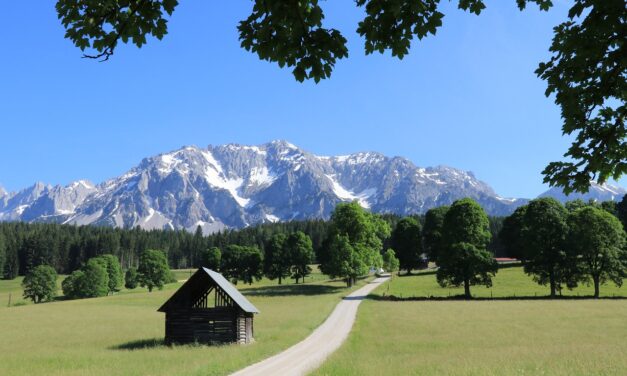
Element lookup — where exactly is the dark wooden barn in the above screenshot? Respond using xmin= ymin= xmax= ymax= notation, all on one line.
xmin=158 ymin=268 xmax=259 ymax=345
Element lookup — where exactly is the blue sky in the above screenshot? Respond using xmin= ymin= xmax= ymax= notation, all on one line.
xmin=0 ymin=1 xmax=623 ymax=198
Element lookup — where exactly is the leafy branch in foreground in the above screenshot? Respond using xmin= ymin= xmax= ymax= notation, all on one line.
xmin=55 ymin=0 xmax=625 ymax=193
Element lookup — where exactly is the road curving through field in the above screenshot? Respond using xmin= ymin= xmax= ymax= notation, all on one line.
xmin=231 ymin=277 xmax=390 ymax=376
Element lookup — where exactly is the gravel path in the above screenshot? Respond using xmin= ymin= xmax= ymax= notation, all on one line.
xmin=231 ymin=277 xmax=390 ymax=376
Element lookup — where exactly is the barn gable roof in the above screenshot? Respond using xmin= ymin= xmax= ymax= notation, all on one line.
xmin=157 ymin=268 xmax=259 ymax=314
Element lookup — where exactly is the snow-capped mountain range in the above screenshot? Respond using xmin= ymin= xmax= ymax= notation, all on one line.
xmin=1 ymin=141 xmax=624 ymax=233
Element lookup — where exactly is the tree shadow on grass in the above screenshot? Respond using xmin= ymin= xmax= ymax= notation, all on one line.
xmin=366 ymin=294 xmax=627 ymax=302
xmin=243 ymin=284 xmax=345 ymax=297
xmin=110 ymin=338 xmax=167 ymax=350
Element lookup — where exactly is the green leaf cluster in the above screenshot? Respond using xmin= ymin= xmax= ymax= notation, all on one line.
xmin=321 ymin=201 xmax=390 ymax=286
xmin=22 ymin=265 xmax=57 ymax=304
xmin=62 ymin=258 xmax=109 ymax=299
xmin=436 ymin=198 xmax=497 ymax=298
xmin=220 ymin=244 xmax=263 ymax=285
xmin=137 ymin=249 xmax=170 ymax=292
xmin=390 ymin=217 xmax=423 ymax=273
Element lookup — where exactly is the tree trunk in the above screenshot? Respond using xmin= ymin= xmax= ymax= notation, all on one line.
xmin=278 ymin=276 xmax=282 ymax=285
xmin=464 ymin=279 xmax=471 ymax=300
xmin=549 ymin=274 xmax=556 ymax=298
xmin=593 ymin=276 xmax=600 ymax=299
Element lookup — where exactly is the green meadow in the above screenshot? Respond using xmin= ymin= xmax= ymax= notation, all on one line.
xmin=0 ymin=268 xmax=367 ymax=376
xmin=379 ymin=265 xmax=627 ymax=299
xmin=314 ymin=266 xmax=627 ymax=376
xmin=3 ymin=266 xmax=626 ymax=376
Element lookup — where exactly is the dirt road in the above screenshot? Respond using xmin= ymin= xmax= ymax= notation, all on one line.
xmin=231 ymin=277 xmax=389 ymax=376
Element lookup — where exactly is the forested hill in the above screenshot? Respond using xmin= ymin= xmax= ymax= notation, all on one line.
xmin=0 ymin=215 xmax=506 ymax=278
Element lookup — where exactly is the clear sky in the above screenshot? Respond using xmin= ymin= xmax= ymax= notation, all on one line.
xmin=0 ymin=1 xmax=624 ymax=198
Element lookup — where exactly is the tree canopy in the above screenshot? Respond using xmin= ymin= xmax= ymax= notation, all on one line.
xmin=507 ymin=198 xmax=573 ymax=297
xmin=220 ymin=244 xmax=264 ymax=285
xmin=382 ymin=248 xmax=400 ymax=272
xmin=93 ymin=254 xmax=123 ymax=294
xmin=137 ymin=249 xmax=170 ymax=292
xmin=54 ymin=0 xmax=626 ymax=193
xmin=567 ymin=206 xmax=627 ymax=298
xmin=436 ymin=198 xmax=497 ymax=298
xmin=263 ymin=233 xmax=291 ymax=284
xmin=321 ymin=201 xmax=390 ymax=286
xmin=423 ymin=206 xmax=449 ymax=263
xmin=201 ymin=247 xmax=222 ymax=271
xmin=390 ymin=217 xmax=423 ymax=274
xmin=22 ymin=265 xmax=57 ymax=303
xmin=62 ymin=258 xmax=110 ymax=299
xmin=286 ymin=231 xmax=315 ymax=283
xmin=124 ymin=267 xmax=138 ymax=289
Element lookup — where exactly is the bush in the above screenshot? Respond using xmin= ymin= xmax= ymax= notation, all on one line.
xmin=62 ymin=259 xmax=109 ymax=299
xmin=62 ymin=270 xmax=84 ymax=298
xmin=124 ymin=268 xmax=138 ymax=289
xmin=22 ymin=265 xmax=57 ymax=303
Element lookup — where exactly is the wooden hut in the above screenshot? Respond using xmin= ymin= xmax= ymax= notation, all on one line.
xmin=158 ymin=268 xmax=259 ymax=345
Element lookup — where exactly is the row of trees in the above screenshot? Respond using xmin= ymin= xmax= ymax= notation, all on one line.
xmin=501 ymin=198 xmax=627 ymax=298
xmin=21 ymin=249 xmax=172 ymax=303
xmin=0 ymin=219 xmax=331 ymax=279
xmin=0 ymin=212 xmax=519 ymax=280
xmin=384 ymin=197 xmax=627 ymax=299
xmin=18 ymin=195 xmax=627 ymax=301
xmin=200 ymin=231 xmax=316 ymax=285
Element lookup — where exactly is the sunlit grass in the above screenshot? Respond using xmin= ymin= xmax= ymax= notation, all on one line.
xmin=314 ymin=267 xmax=627 ymax=376
xmin=379 ymin=266 xmax=627 ymax=299
xmin=0 ymin=267 xmax=367 ymax=376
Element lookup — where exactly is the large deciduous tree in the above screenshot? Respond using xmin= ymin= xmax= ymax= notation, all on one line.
xmin=322 ymin=202 xmax=390 ymax=286
xmin=518 ymin=198 xmax=573 ymax=297
xmin=263 ymin=233 xmax=291 ymax=284
xmin=201 ymin=247 xmax=222 ymax=271
xmin=499 ymin=205 xmax=528 ymax=260
xmin=22 ymin=265 xmax=57 ymax=303
xmin=286 ymin=231 xmax=314 ymax=284
xmin=390 ymin=217 xmax=423 ymax=274
xmin=221 ymin=245 xmax=263 ymax=285
xmin=62 ymin=258 xmax=110 ymax=298
xmin=55 ymin=0 xmax=625 ymax=193
xmin=617 ymin=194 xmax=627 ymax=231
xmin=567 ymin=206 xmax=627 ymax=298
xmin=124 ymin=267 xmax=138 ymax=289
xmin=137 ymin=249 xmax=170 ymax=292
xmin=0 ymin=233 xmax=5 ymax=280
xmin=93 ymin=254 xmax=123 ymax=294
xmin=382 ymin=248 xmax=400 ymax=273
xmin=423 ymin=206 xmax=449 ymax=264
xmin=437 ymin=198 xmax=497 ymax=299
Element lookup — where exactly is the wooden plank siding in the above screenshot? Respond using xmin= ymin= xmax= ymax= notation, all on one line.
xmin=160 ymin=268 xmax=257 ymax=345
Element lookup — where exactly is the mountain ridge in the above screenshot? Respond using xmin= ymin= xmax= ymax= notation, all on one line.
xmin=1 ymin=140 xmax=624 ymax=233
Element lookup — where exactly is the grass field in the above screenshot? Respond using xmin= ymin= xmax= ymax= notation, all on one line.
xmin=314 ymin=267 xmax=627 ymax=376
xmin=378 ymin=265 xmax=627 ymax=299
xmin=0 ymin=268 xmax=367 ymax=376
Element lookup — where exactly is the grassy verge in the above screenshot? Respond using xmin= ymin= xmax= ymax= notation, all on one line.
xmin=0 ymin=268 xmax=367 ymax=376
xmin=314 ymin=267 xmax=627 ymax=376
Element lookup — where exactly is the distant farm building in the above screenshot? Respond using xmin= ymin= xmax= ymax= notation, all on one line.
xmin=158 ymin=268 xmax=259 ymax=345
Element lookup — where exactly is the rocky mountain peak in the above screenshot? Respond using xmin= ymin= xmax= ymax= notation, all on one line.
xmin=1 ymin=141 xmax=624 ymax=233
